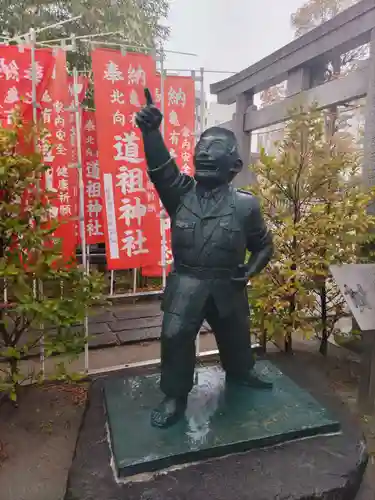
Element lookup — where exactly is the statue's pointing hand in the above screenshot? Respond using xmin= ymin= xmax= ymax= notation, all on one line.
xmin=135 ymin=88 xmax=163 ymax=134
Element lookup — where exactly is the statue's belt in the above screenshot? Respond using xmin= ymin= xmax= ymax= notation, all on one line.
xmin=174 ymin=263 xmax=235 ymax=280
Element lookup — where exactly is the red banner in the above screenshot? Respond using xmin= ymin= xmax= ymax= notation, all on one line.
xmin=163 ymin=75 xmax=196 ymax=176
xmin=39 ymin=49 xmax=77 ymax=262
xmin=67 ymin=76 xmax=89 ymax=108
xmin=143 ymin=75 xmax=196 ymax=277
xmin=0 ymin=45 xmax=55 ymax=128
xmin=91 ymin=48 xmax=160 ymax=270
xmin=81 ymin=110 xmax=105 ymax=245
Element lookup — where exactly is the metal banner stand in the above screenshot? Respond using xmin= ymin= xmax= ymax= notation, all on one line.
xmin=25 ymin=20 xmax=85 ymax=376
xmin=71 ymin=54 xmax=90 ymax=373
xmin=29 ymin=27 xmax=46 ymax=378
xmin=190 ymin=67 xmax=206 ymax=363
xmin=17 ymin=30 xmax=218 ymax=375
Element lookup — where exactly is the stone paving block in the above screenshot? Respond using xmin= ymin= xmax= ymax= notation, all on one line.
xmin=45 ymin=322 xmax=111 ymax=337
xmin=4 ymin=329 xmax=43 ymax=358
xmin=6 ymin=302 xmax=215 ymax=361
xmin=109 ymin=316 xmax=163 ymax=333
xmin=88 ymin=322 xmax=112 ymax=336
xmin=116 ymin=326 xmax=213 ymax=345
xmin=113 ymin=303 xmax=161 ymax=321
xmin=116 ymin=327 xmax=161 ymax=344
xmin=88 ymin=311 xmax=115 ymax=324
xmin=88 ymin=332 xmax=118 ymax=348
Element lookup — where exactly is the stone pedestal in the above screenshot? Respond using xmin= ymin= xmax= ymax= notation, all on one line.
xmin=104 ymin=362 xmax=339 ymax=479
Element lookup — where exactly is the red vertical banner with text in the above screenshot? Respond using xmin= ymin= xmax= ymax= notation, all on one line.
xmin=142 ymin=74 xmax=196 ymax=277
xmin=39 ymin=49 xmax=77 ymax=262
xmin=91 ymin=48 xmax=160 ymax=270
xmin=81 ymin=110 xmax=105 ymax=245
xmin=163 ymin=75 xmax=196 ymax=176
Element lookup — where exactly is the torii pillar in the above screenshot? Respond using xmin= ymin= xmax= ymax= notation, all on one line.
xmin=232 ymin=92 xmax=256 ymax=187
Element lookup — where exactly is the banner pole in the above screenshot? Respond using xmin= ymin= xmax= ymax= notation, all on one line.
xmin=195 ymin=68 xmax=206 ymax=365
xmin=29 ymin=28 xmax=46 ymax=378
xmin=191 ymin=70 xmax=197 ymax=139
xmin=30 ymin=29 xmax=38 ymax=127
xmin=110 ymin=270 xmax=115 ymax=296
xmin=87 ymin=245 xmax=90 ymax=273
xmin=133 ymin=269 xmax=137 ymax=294
xmin=200 ymin=67 xmax=205 ymax=134
xmin=72 ymin=67 xmax=87 ymax=271
xmin=72 ymin=63 xmax=89 ymax=373
xmin=8 ymin=15 xmax=83 ymax=43
xmin=159 ymin=48 xmax=167 ymax=289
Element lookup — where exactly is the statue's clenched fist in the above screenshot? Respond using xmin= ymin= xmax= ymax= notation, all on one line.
xmin=135 ymin=88 xmax=163 ymax=134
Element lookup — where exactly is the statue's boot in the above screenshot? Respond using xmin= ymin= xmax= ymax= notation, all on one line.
xmin=226 ymin=371 xmax=273 ymax=390
xmin=151 ymin=396 xmax=188 ymax=428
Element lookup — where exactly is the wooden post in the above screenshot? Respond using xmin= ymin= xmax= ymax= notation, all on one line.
xmin=358 ymin=330 xmax=375 ymax=414
xmin=330 ymin=264 xmax=375 ymax=415
xmin=234 ymin=92 xmax=255 ymax=187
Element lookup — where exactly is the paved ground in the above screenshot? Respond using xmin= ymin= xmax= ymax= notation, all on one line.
xmin=1 ymin=340 xmax=372 ymax=500
xmin=0 ymin=382 xmax=87 ymax=500
xmin=0 ymin=301 xmax=374 ymax=499
xmin=21 ymin=301 xmax=213 ymax=357
xmin=67 ymin=351 xmax=368 ymax=500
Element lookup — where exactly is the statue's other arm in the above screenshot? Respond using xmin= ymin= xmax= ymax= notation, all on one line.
xmin=244 ymin=197 xmax=274 ymax=278
xmin=136 ymin=88 xmax=194 ymax=217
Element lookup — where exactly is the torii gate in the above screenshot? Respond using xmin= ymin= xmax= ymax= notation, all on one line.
xmin=210 ymin=0 xmax=375 ymax=191
xmin=211 ymin=0 xmax=375 ymax=410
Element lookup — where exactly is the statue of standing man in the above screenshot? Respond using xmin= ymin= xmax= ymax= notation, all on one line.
xmin=136 ymin=89 xmax=274 ymax=429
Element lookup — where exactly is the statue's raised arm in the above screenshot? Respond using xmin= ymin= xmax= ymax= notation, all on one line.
xmin=136 ymin=88 xmax=194 ymax=217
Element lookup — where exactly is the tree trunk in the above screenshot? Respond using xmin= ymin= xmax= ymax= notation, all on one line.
xmin=285 ymin=296 xmax=294 ymax=354
xmin=260 ymin=312 xmax=267 ymax=354
xmin=319 ymin=284 xmax=328 ymax=356
xmin=285 ymin=331 xmax=293 ymax=353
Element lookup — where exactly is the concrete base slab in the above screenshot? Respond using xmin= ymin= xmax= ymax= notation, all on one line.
xmin=65 ymin=353 xmax=368 ymax=500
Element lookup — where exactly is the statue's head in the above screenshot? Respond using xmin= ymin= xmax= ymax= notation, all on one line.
xmin=193 ymin=127 xmax=243 ymax=187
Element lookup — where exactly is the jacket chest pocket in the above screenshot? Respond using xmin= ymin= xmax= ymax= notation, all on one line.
xmin=173 ymin=220 xmax=196 ymax=248
xmin=216 ymin=221 xmax=242 ymax=251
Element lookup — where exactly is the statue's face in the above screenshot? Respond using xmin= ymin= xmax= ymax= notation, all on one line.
xmin=193 ymin=127 xmax=243 ymax=187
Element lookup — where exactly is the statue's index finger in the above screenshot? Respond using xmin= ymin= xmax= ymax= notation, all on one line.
xmin=144 ymin=88 xmax=153 ymax=106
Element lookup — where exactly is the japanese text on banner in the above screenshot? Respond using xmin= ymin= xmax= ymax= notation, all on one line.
xmin=39 ymin=49 xmax=77 ymax=262
xmin=82 ymin=110 xmax=105 ymax=245
xmin=0 ymin=45 xmax=55 ymax=129
xmin=91 ymin=48 xmax=160 ymax=270
xmin=142 ymin=74 xmax=196 ymax=277
xmin=163 ymin=75 xmax=196 ymax=176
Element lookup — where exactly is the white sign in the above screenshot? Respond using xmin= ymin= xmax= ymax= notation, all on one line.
xmin=330 ymin=264 xmax=375 ymax=332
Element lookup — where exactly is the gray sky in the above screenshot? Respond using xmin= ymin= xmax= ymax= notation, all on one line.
xmin=164 ymin=0 xmax=304 ymax=99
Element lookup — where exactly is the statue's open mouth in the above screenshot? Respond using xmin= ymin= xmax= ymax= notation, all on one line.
xmin=195 ymin=160 xmax=219 ymax=173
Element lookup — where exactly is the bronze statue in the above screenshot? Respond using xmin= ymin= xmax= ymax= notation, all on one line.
xmin=136 ymin=89 xmax=274 ymax=429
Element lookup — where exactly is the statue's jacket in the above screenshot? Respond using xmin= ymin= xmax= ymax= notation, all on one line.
xmin=148 ymin=158 xmax=272 ymax=320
